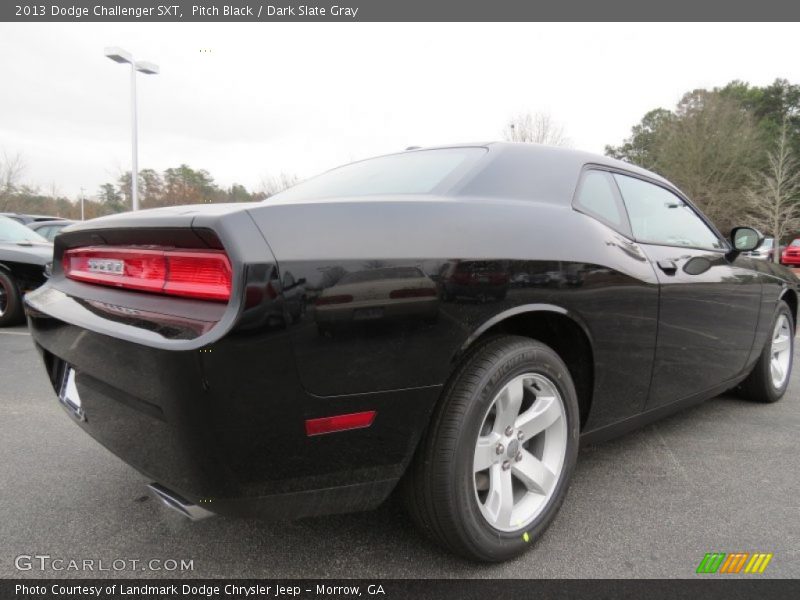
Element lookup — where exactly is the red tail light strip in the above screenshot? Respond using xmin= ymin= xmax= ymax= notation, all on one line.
xmin=63 ymin=247 xmax=232 ymax=302
xmin=305 ymin=411 xmax=377 ymax=436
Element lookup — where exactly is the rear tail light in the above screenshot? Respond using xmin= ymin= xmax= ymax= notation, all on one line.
xmin=389 ymin=287 xmax=437 ymax=299
xmin=315 ymin=294 xmax=353 ymax=306
xmin=62 ymin=247 xmax=232 ymax=302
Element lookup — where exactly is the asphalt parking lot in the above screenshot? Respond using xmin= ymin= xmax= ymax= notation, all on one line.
xmin=1 ymin=322 xmax=799 ymax=579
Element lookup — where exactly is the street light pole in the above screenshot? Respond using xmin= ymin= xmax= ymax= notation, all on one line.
xmin=129 ymin=59 xmax=139 ymax=212
xmin=104 ymin=47 xmax=159 ymax=212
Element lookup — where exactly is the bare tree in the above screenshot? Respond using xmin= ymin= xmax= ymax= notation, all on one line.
xmin=0 ymin=151 xmax=25 ymax=209
xmin=650 ymin=91 xmax=763 ymax=231
xmin=502 ymin=112 xmax=570 ymax=147
xmin=260 ymin=172 xmax=300 ymax=198
xmin=746 ymin=121 xmax=800 ymax=262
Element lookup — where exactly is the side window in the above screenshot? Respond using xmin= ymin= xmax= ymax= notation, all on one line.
xmin=37 ymin=226 xmax=53 ymax=240
xmin=574 ymin=170 xmax=629 ymax=234
xmin=613 ymin=174 xmax=722 ymax=249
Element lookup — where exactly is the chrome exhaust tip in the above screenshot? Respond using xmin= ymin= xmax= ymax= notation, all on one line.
xmin=147 ymin=483 xmax=214 ymax=521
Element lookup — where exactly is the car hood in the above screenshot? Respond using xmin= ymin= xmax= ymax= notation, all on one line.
xmin=0 ymin=240 xmax=54 ymax=265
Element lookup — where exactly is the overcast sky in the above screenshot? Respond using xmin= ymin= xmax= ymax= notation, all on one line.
xmin=1 ymin=22 xmax=799 ymax=198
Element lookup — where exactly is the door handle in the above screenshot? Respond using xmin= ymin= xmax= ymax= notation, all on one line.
xmin=657 ymin=260 xmax=678 ymax=275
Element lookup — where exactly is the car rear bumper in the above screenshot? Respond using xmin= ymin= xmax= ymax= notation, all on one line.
xmin=26 ymin=286 xmax=439 ymax=520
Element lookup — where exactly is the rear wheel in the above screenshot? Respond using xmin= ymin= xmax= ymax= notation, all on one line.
xmin=741 ymin=301 xmax=794 ymax=403
xmin=403 ymin=335 xmax=579 ymax=562
xmin=0 ymin=270 xmax=24 ymax=327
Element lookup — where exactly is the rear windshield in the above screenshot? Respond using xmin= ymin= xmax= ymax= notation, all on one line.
xmin=271 ymin=147 xmax=487 ymax=202
xmin=791 ymin=240 xmax=800 ymax=247
xmin=0 ymin=216 xmax=47 ymax=242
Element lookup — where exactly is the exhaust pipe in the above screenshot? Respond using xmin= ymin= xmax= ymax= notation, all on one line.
xmin=147 ymin=483 xmax=215 ymax=521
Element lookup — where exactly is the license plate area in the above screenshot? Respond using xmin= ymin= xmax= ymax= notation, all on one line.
xmin=58 ymin=366 xmax=86 ymax=422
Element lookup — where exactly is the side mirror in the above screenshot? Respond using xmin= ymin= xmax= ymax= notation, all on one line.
xmin=730 ymin=227 xmax=764 ymax=252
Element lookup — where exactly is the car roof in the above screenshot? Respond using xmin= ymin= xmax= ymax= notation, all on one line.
xmin=428 ymin=142 xmax=679 ymax=204
xmin=414 ymin=141 xmax=671 ymax=184
xmin=265 ymin=142 xmax=680 ymax=209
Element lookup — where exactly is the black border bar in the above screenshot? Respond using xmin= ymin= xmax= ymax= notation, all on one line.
xmin=5 ymin=579 xmax=800 ymax=600
xmin=4 ymin=0 xmax=800 ymax=22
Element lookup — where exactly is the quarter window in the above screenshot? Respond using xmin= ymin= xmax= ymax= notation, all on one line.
xmin=574 ymin=170 xmax=628 ymax=233
xmin=613 ymin=174 xmax=722 ymax=249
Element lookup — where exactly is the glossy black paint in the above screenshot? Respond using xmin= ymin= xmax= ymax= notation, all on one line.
xmin=24 ymin=143 xmax=799 ymax=519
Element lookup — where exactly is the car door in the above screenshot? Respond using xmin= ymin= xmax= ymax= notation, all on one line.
xmin=613 ymin=172 xmax=762 ymax=409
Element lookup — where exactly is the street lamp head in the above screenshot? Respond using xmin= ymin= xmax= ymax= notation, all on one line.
xmin=104 ymin=46 xmax=133 ymax=64
xmin=135 ymin=61 xmax=160 ymax=75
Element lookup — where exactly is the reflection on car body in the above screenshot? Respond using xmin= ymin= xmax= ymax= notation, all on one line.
xmin=439 ymin=260 xmax=509 ymax=301
xmin=315 ymin=266 xmax=438 ymax=332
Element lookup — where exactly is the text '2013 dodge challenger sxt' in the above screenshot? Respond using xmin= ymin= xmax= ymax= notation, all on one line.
xmin=26 ymin=143 xmax=797 ymax=562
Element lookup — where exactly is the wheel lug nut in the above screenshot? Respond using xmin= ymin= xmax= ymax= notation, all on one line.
xmin=517 ymin=431 xmax=524 ymax=441
xmin=496 ymin=443 xmax=504 ymax=455
xmin=515 ymin=452 xmax=523 ymax=462
xmin=502 ymin=461 xmax=511 ymax=471
xmin=505 ymin=426 xmax=514 ymax=437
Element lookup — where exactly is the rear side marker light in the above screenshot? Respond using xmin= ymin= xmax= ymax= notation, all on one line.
xmin=63 ymin=247 xmax=232 ymax=302
xmin=305 ymin=411 xmax=377 ymax=436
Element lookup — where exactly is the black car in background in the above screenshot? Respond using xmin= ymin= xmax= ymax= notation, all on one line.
xmin=0 ymin=216 xmax=52 ymax=326
xmin=25 ymin=143 xmax=797 ymax=562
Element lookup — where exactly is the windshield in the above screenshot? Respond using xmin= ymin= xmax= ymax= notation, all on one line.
xmin=0 ymin=216 xmax=48 ymax=243
xmin=271 ymin=147 xmax=487 ymax=202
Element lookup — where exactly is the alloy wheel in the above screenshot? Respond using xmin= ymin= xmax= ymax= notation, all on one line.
xmin=770 ymin=314 xmax=792 ymax=389
xmin=473 ymin=372 xmax=567 ymax=532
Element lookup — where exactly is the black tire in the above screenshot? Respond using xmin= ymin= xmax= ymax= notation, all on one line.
xmin=740 ymin=301 xmax=794 ymax=403
xmin=0 ymin=269 xmax=25 ymax=327
xmin=402 ymin=335 xmax=580 ymax=562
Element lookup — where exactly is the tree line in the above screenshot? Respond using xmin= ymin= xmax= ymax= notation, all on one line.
xmin=0 ymin=159 xmax=296 ymax=220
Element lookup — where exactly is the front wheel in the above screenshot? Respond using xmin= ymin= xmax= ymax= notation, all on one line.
xmin=403 ymin=335 xmax=579 ymax=562
xmin=741 ymin=301 xmax=794 ymax=403
xmin=0 ymin=270 xmax=25 ymax=327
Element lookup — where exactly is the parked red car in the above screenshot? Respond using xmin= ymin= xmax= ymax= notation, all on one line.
xmin=781 ymin=239 xmax=800 ymax=266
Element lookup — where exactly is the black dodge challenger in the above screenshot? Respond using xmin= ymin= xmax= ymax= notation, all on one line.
xmin=25 ymin=143 xmax=797 ymax=561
